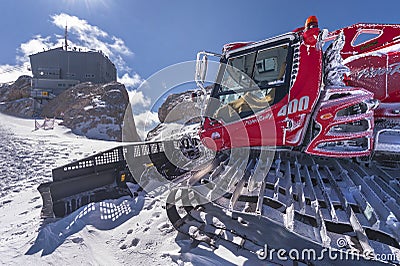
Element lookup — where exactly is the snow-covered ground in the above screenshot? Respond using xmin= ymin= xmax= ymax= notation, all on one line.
xmin=0 ymin=113 xmax=263 ymax=266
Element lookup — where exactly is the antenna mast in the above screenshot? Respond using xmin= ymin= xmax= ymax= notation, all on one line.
xmin=64 ymin=24 xmax=68 ymax=51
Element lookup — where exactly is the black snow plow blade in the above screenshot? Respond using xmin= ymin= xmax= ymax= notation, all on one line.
xmin=38 ymin=140 xmax=191 ymax=218
xmin=38 ymin=146 xmax=134 ymax=218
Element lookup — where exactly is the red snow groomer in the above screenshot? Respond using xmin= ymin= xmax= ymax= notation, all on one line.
xmin=166 ymin=16 xmax=400 ymax=265
xmin=199 ymin=17 xmax=400 ymax=160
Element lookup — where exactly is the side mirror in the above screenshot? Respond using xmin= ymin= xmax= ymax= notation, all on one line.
xmin=193 ymin=51 xmax=221 ymax=119
xmin=195 ymin=52 xmax=208 ymax=85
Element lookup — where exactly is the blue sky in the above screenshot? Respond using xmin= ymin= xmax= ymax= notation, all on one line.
xmin=1 ymin=0 xmax=399 ymax=82
xmin=0 ymin=0 xmax=399 ymax=134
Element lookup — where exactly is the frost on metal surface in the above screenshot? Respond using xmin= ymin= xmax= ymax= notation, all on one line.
xmin=324 ymin=31 xmax=350 ymax=87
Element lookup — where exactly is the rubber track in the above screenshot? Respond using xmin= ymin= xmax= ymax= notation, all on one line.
xmin=166 ymin=150 xmax=400 ymax=265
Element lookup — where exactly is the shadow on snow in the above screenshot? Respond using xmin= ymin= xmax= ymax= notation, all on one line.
xmin=26 ymin=192 xmax=145 ymax=256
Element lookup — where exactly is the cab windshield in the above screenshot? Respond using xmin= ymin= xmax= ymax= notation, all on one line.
xmin=210 ymin=43 xmax=290 ymax=123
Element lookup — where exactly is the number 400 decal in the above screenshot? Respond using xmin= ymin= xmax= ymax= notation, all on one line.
xmin=277 ymin=96 xmax=310 ymax=117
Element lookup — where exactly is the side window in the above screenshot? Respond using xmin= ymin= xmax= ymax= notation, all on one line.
xmin=256 ymin=57 xmax=277 ymax=73
xmin=352 ymin=30 xmax=382 ymax=47
xmin=253 ymin=45 xmax=288 ymax=87
xmin=230 ymin=53 xmax=255 ymax=78
xmin=221 ymin=52 xmax=256 ymax=91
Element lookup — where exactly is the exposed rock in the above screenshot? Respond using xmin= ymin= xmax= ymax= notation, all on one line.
xmin=0 ymin=98 xmax=37 ymax=118
xmin=146 ymin=86 xmax=212 ymax=141
xmin=157 ymin=85 xmax=212 ymax=123
xmin=42 ymin=81 xmax=141 ymax=141
xmin=158 ymin=90 xmax=201 ymax=123
xmin=0 ymin=76 xmax=36 ymax=117
xmin=0 ymin=75 xmax=31 ymax=102
xmin=146 ymin=123 xmax=167 ymax=141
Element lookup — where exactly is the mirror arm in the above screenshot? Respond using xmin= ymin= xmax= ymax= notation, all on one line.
xmin=195 ymin=51 xmax=222 ymax=119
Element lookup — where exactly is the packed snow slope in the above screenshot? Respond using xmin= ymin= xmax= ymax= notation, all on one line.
xmin=0 ymin=113 xmax=263 ymax=266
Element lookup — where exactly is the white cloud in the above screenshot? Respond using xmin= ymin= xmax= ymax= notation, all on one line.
xmin=128 ymin=89 xmax=151 ymax=109
xmin=110 ymin=36 xmax=133 ymax=57
xmin=133 ymin=111 xmax=159 ymax=140
xmin=17 ymin=35 xmax=52 ymax=63
xmin=0 ymin=64 xmax=31 ymax=83
xmin=119 ymin=73 xmax=143 ymax=90
xmin=51 ymin=13 xmax=133 ymax=60
xmin=0 ymin=13 xmax=142 ymax=88
xmin=52 ymin=13 xmax=108 ymax=39
xmin=0 ymin=35 xmax=54 ymax=83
